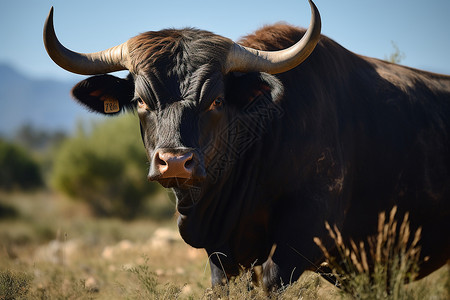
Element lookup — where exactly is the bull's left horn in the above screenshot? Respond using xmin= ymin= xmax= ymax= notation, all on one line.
xmin=43 ymin=7 xmax=130 ymax=75
xmin=225 ymin=0 xmax=321 ymax=74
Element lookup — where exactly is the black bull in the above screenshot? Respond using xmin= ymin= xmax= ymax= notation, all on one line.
xmin=44 ymin=1 xmax=449 ymax=289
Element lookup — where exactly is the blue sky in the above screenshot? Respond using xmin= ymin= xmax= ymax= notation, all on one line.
xmin=1 ymin=0 xmax=449 ymax=81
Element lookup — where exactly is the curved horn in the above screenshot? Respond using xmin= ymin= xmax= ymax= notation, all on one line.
xmin=225 ymin=0 xmax=321 ymax=74
xmin=43 ymin=7 xmax=130 ymax=75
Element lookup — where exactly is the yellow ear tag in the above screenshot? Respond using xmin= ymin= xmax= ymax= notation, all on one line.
xmin=104 ymin=99 xmax=120 ymax=113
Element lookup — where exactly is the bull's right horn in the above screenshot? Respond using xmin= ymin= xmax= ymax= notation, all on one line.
xmin=225 ymin=0 xmax=321 ymax=74
xmin=43 ymin=7 xmax=130 ymax=75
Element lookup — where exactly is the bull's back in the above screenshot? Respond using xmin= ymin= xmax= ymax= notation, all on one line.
xmin=346 ymin=58 xmax=450 ymax=276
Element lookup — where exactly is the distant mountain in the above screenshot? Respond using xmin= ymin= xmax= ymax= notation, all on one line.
xmin=0 ymin=64 xmax=102 ymax=137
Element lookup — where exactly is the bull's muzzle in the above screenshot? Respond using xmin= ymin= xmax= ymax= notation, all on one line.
xmin=148 ymin=149 xmax=205 ymax=188
xmin=155 ymin=151 xmax=194 ymax=179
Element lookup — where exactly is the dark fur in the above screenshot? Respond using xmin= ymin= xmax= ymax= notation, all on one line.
xmin=71 ymin=24 xmax=450 ymax=289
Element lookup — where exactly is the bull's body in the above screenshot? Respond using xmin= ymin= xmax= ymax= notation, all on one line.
xmin=232 ymin=25 xmax=450 ymax=286
xmin=44 ymin=1 xmax=450 ymax=289
xmin=179 ymin=25 xmax=450 ymax=286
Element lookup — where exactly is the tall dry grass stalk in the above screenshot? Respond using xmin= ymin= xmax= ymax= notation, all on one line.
xmin=314 ymin=206 xmax=423 ymax=299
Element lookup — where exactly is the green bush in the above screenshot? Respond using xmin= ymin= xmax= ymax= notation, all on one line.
xmin=0 ymin=139 xmax=43 ymax=191
xmin=51 ymin=114 xmax=160 ymax=219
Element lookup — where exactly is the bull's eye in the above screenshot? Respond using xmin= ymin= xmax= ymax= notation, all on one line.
xmin=137 ymin=98 xmax=148 ymax=110
xmin=209 ymin=97 xmax=224 ymax=111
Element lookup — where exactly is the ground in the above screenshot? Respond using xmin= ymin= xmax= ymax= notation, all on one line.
xmin=0 ymin=191 xmax=448 ymax=299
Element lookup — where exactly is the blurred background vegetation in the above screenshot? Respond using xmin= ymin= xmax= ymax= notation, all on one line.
xmin=0 ymin=113 xmax=170 ymax=221
xmin=0 ymin=139 xmax=43 ymax=191
xmin=51 ymin=114 xmax=161 ymax=219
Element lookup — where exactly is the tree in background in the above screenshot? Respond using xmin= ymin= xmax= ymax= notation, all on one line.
xmin=51 ymin=114 xmax=160 ymax=220
xmin=14 ymin=124 xmax=66 ymax=152
xmin=0 ymin=139 xmax=43 ymax=191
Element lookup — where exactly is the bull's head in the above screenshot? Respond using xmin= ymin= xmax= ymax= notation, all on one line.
xmin=44 ymin=1 xmax=321 ymax=220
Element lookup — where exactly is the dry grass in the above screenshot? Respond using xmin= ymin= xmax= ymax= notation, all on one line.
xmin=0 ymin=270 xmax=33 ymax=299
xmin=0 ymin=191 xmax=209 ymax=299
xmin=1 ymin=194 xmax=448 ymax=299
xmin=314 ymin=206 xmax=448 ymax=299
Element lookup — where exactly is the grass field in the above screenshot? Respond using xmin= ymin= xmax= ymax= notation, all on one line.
xmin=0 ymin=191 xmax=448 ymax=299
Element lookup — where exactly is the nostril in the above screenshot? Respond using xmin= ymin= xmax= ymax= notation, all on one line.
xmin=156 ymin=153 xmax=167 ymax=166
xmin=184 ymin=156 xmax=194 ymax=169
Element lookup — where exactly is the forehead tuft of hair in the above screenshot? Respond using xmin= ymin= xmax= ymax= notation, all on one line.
xmin=127 ymin=28 xmax=233 ymax=75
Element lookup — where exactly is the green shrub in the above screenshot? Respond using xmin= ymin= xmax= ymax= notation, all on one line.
xmin=0 ymin=139 xmax=43 ymax=191
xmin=51 ymin=114 xmax=160 ymax=219
xmin=0 ymin=202 xmax=19 ymax=219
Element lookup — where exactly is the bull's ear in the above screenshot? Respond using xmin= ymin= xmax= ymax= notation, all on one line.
xmin=71 ymin=74 xmax=134 ymax=115
xmin=225 ymin=72 xmax=284 ymax=108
